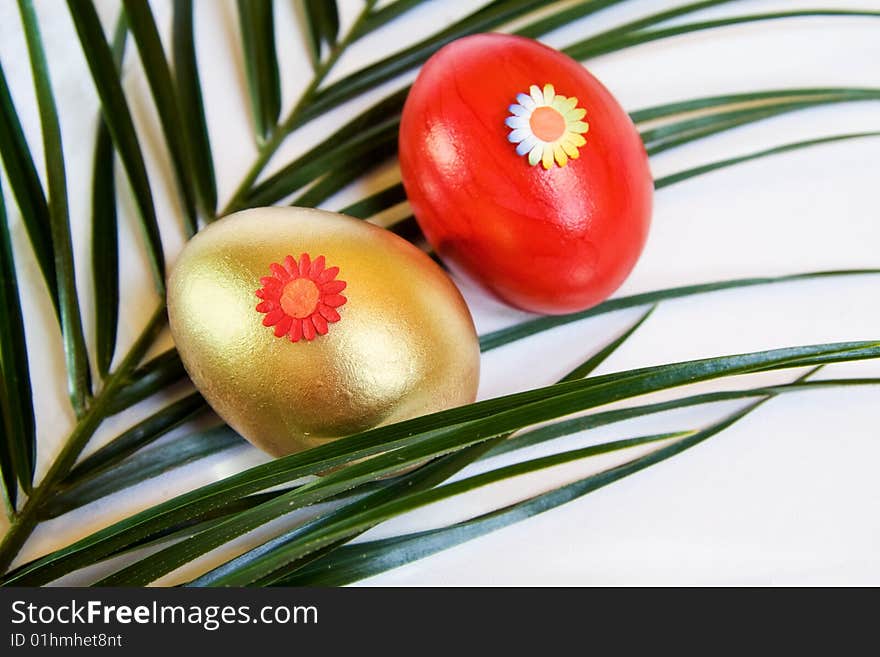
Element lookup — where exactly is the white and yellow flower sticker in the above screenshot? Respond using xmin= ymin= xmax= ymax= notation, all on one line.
xmin=506 ymin=83 xmax=589 ymax=169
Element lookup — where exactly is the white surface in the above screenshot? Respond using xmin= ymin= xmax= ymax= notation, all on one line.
xmin=0 ymin=0 xmax=878 ymax=586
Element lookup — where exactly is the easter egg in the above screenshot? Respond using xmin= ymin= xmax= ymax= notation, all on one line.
xmin=168 ymin=207 xmax=480 ymax=457
xmin=399 ymin=34 xmax=653 ymax=314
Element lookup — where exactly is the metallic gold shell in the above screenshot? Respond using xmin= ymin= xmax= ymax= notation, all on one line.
xmin=167 ymin=207 xmax=480 ymax=457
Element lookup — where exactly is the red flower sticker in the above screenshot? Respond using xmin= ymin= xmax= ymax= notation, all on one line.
xmin=255 ymin=253 xmax=346 ymax=342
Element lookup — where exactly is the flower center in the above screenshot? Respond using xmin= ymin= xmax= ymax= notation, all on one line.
xmin=280 ymin=278 xmax=320 ymax=318
xmin=529 ymin=106 xmax=566 ymax=142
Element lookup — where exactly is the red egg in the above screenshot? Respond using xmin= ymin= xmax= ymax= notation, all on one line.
xmin=399 ymin=34 xmax=653 ymax=314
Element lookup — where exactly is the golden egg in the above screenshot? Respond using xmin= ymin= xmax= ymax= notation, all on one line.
xmin=168 ymin=207 xmax=480 ymax=457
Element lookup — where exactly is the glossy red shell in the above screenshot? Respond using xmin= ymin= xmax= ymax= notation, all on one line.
xmin=399 ymin=34 xmax=653 ymax=314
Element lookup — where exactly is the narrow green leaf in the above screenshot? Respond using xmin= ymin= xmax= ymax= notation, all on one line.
xmin=484 ymin=377 xmax=879 ymax=459
xmin=94 ymin=340 xmax=880 ymax=586
xmin=521 ymin=0 xmax=734 ymax=40
xmin=0 ymin=403 xmax=14 ymax=515
xmin=190 ymin=298 xmax=651 ymax=586
xmin=353 ymin=0 xmax=427 ymax=39
xmin=339 ymin=182 xmax=406 ymax=218
xmin=61 ymin=392 xmax=208 ymax=488
xmin=244 ymin=87 xmax=406 ymax=208
xmin=189 ymin=439 xmax=499 ymax=586
xmin=630 ymin=87 xmax=880 ymax=124
xmin=172 ymin=0 xmax=217 ymax=217
xmin=300 ymin=0 xmax=339 ymax=69
xmin=560 ymin=305 xmax=656 ymax=382
xmin=479 ymin=269 xmax=880 ymax=352
xmin=199 ymin=390 xmax=780 ymax=586
xmin=655 ymin=132 xmax=880 ymax=189
xmin=302 ymin=0 xmax=555 ymax=122
xmin=565 ymin=10 xmax=880 ymax=61
xmin=643 ymin=100 xmax=833 ymax=147
xmin=90 ymin=15 xmax=128 ymax=378
xmin=278 ymin=418 xmax=748 ymax=586
xmin=0 ymin=180 xmax=35 ymax=497
xmin=121 ymin=0 xmax=198 ymax=235
xmin=108 ymin=348 xmax=187 ymax=415
xmin=68 ymin=0 xmax=166 ymax=294
xmin=4 ymin=340 xmax=878 ymax=586
xmin=91 ymin=121 xmax=118 ymax=378
xmin=237 ymin=0 xmax=281 ymax=140
xmin=19 ymin=0 xmax=92 ymax=415
xmin=291 ymin=138 xmax=398 ymax=208
xmin=43 ymin=425 xmax=244 ymax=519
xmin=0 ymin=62 xmax=58 ymax=315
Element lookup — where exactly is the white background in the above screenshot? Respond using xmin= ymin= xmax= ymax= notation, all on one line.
xmin=0 ymin=0 xmax=878 ymax=585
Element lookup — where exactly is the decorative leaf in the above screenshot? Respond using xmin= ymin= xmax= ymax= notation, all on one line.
xmin=188 ymin=301 xmax=652 ymax=585
xmin=339 ymin=182 xmax=406 ymax=218
xmin=0 ymin=63 xmax=58 ymax=315
xmin=189 ymin=439 xmax=499 ymax=586
xmin=0 ymin=180 xmax=35 ymax=499
xmin=560 ymin=305 xmax=656 ymax=382
xmin=655 ymin=132 xmax=880 ymax=189
xmin=237 ymin=0 xmax=281 ymax=140
xmin=630 ymin=87 xmax=880 ymax=124
xmin=90 ymin=15 xmax=128 ymax=378
xmin=291 ymin=138 xmax=398 ymax=208
xmin=121 ymin=0 xmax=198 ymax=235
xmin=565 ymin=10 xmax=880 ymax=61
xmin=67 ymin=0 xmax=166 ymax=294
xmin=109 ymin=348 xmax=188 ymax=415
xmin=243 ymin=88 xmax=407 ymax=208
xmin=480 ymin=269 xmax=880 ymax=352
xmin=43 ymin=425 xmax=244 ymax=519
xmin=300 ymin=0 xmax=339 ymax=69
xmin=18 ymin=0 xmax=92 ymax=415
xmin=305 ymin=0 xmax=607 ymax=120
xmin=61 ymin=392 xmax=208 ymax=488
xmin=353 ymin=0 xmax=427 ymax=39
xmin=484 ymin=376 xmax=878 ymax=459
xmin=173 ymin=0 xmax=217 ymax=217
xmin=91 ymin=340 xmax=880 ymax=585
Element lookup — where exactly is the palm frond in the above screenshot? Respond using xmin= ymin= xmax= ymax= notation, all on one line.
xmin=121 ymin=0 xmax=198 ymax=235
xmin=300 ymin=0 xmax=339 ymax=70
xmin=237 ymin=0 xmax=281 ymax=140
xmin=0 ymin=179 xmax=35 ymax=501
xmin=18 ymin=0 xmax=91 ymax=416
xmin=68 ymin=0 xmax=166 ymax=293
xmin=0 ymin=63 xmax=58 ymax=315
xmin=172 ymin=0 xmax=217 ymax=217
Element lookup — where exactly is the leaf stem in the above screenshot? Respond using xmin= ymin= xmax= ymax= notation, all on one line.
xmin=219 ymin=0 xmax=378 ymax=217
xmin=0 ymin=302 xmax=167 ymax=575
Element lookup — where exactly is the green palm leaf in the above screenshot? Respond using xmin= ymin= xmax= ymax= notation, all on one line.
xmin=89 ymin=15 xmax=128 ymax=378
xmin=92 ymin=341 xmax=880 ymax=585
xmin=655 ymin=132 xmax=880 ymax=189
xmin=276 ymin=432 xmax=692 ymax=586
xmin=18 ymin=0 xmax=91 ymax=416
xmin=173 ymin=0 xmax=217 ymax=217
xmin=60 ymin=392 xmax=209 ymax=490
xmin=0 ymin=63 xmax=58 ymax=315
xmin=187 ymin=306 xmax=650 ymax=585
xmin=237 ymin=0 xmax=281 ymax=140
xmin=479 ymin=269 xmax=880 ymax=352
xmin=0 ymin=180 xmax=35 ymax=501
xmin=300 ymin=0 xmax=339 ymax=70
xmin=121 ymin=0 xmax=198 ymax=235
xmin=566 ymin=9 xmax=880 ymax=60
xmin=68 ymin=0 xmax=166 ymax=294
xmin=44 ymin=424 xmax=244 ymax=519
xmin=4 ymin=339 xmax=877 ymax=586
